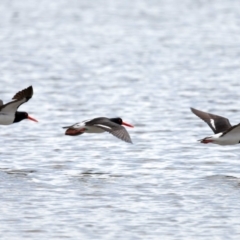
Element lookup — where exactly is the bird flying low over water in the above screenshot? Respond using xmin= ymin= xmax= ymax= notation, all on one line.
xmin=63 ymin=117 xmax=134 ymax=143
xmin=0 ymin=86 xmax=38 ymax=125
xmin=191 ymin=107 xmax=240 ymax=145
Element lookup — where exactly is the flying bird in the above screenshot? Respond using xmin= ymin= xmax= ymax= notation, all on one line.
xmin=0 ymin=86 xmax=38 ymax=125
xmin=63 ymin=117 xmax=134 ymax=143
xmin=191 ymin=107 xmax=240 ymax=145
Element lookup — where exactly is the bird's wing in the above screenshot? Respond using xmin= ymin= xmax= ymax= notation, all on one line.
xmin=84 ymin=117 xmax=109 ymax=125
xmin=94 ymin=121 xmax=133 ymax=144
xmin=190 ymin=107 xmax=231 ymax=134
xmin=62 ymin=118 xmax=107 ymax=129
xmin=0 ymin=86 xmax=33 ymax=113
xmin=62 ymin=121 xmax=86 ymax=129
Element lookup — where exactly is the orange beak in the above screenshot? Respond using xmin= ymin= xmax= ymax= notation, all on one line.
xmin=122 ymin=121 xmax=134 ymax=128
xmin=28 ymin=115 xmax=38 ymax=122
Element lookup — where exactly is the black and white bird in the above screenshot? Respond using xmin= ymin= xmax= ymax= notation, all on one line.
xmin=0 ymin=86 xmax=38 ymax=125
xmin=63 ymin=117 xmax=134 ymax=143
xmin=191 ymin=107 xmax=240 ymax=145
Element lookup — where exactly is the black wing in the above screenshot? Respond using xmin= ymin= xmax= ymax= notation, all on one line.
xmin=84 ymin=117 xmax=110 ymax=126
xmin=92 ymin=120 xmax=133 ymax=144
xmin=190 ymin=107 xmax=231 ymax=134
xmin=0 ymin=86 xmax=33 ymax=113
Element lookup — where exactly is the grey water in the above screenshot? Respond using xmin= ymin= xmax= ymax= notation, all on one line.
xmin=0 ymin=0 xmax=240 ymax=239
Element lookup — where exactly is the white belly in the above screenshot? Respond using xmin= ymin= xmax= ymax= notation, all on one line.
xmin=212 ymin=133 xmax=240 ymax=145
xmin=85 ymin=126 xmax=105 ymax=133
xmin=0 ymin=113 xmax=14 ymax=125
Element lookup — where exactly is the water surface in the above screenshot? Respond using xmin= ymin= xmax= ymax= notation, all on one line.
xmin=0 ymin=0 xmax=240 ymax=239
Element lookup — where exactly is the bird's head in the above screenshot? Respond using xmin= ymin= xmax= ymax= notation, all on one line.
xmin=14 ymin=111 xmax=38 ymax=123
xmin=110 ymin=117 xmax=134 ymax=128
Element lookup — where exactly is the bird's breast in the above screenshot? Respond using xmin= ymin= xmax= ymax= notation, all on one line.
xmin=0 ymin=113 xmax=15 ymax=125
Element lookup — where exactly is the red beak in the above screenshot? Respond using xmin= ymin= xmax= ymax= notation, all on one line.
xmin=28 ymin=115 xmax=38 ymax=122
xmin=122 ymin=121 xmax=134 ymax=128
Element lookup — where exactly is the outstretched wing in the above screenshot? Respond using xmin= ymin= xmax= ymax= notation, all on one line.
xmin=190 ymin=107 xmax=231 ymax=134
xmin=0 ymin=86 xmax=33 ymax=113
xmin=94 ymin=121 xmax=133 ymax=143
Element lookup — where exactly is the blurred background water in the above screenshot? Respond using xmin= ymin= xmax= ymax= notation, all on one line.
xmin=0 ymin=0 xmax=240 ymax=239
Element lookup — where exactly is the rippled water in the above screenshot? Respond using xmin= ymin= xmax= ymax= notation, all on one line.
xmin=1 ymin=0 xmax=240 ymax=239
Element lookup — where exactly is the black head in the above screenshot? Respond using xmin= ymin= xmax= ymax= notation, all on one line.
xmin=110 ymin=117 xmax=134 ymax=128
xmin=13 ymin=111 xmax=38 ymax=123
xmin=110 ymin=117 xmax=123 ymax=125
xmin=14 ymin=111 xmax=28 ymax=123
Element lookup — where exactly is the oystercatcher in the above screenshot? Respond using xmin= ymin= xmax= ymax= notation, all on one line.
xmin=191 ymin=107 xmax=240 ymax=145
xmin=0 ymin=86 xmax=38 ymax=125
xmin=63 ymin=117 xmax=134 ymax=143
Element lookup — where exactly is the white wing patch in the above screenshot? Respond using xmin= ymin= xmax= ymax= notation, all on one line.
xmin=212 ymin=132 xmax=223 ymax=139
xmin=210 ymin=119 xmax=216 ymax=130
xmin=95 ymin=124 xmax=112 ymax=130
